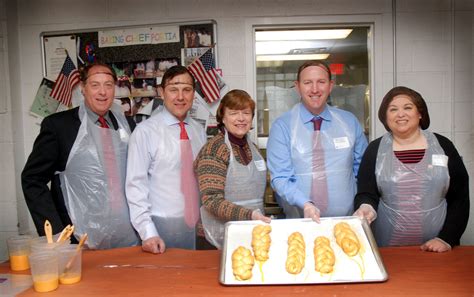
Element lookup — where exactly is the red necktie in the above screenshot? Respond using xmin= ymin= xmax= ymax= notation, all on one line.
xmin=179 ymin=121 xmax=200 ymax=228
xmin=98 ymin=115 xmax=120 ymax=212
xmin=98 ymin=116 xmax=109 ymax=128
xmin=310 ymin=117 xmax=328 ymax=214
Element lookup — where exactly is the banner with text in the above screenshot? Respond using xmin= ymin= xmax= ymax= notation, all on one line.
xmin=99 ymin=26 xmax=180 ymax=47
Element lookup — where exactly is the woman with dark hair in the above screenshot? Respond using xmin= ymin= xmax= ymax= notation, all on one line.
xmin=354 ymin=86 xmax=469 ymax=252
xmin=194 ymin=89 xmax=271 ymax=249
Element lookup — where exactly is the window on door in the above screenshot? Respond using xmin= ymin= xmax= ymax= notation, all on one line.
xmin=255 ymin=26 xmax=371 ymax=146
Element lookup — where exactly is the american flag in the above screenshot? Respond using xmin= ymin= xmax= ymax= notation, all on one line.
xmin=187 ymin=48 xmax=220 ymax=103
xmin=50 ymin=55 xmax=81 ymax=107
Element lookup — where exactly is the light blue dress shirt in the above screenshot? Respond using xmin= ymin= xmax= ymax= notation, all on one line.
xmin=267 ymin=103 xmax=368 ymax=217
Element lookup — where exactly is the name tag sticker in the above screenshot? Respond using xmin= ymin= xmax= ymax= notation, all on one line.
xmin=432 ymin=154 xmax=448 ymax=167
xmin=254 ymin=160 xmax=267 ymax=171
xmin=333 ymin=137 xmax=350 ymax=149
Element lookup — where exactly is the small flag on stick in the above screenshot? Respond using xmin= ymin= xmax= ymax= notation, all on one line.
xmin=50 ymin=55 xmax=81 ymax=107
xmin=187 ymin=48 xmax=220 ymax=103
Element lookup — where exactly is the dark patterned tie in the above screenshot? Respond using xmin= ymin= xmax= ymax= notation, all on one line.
xmin=310 ymin=117 xmax=328 ymax=214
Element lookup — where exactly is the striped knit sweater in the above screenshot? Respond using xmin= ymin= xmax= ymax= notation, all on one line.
xmin=194 ymin=131 xmax=254 ymax=221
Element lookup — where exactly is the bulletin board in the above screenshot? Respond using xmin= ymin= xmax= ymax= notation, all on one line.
xmin=37 ymin=21 xmax=221 ymax=133
xmin=40 ymin=21 xmax=217 ymax=78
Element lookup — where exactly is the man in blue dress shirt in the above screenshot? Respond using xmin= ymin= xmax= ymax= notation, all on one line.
xmin=267 ymin=61 xmax=368 ymax=222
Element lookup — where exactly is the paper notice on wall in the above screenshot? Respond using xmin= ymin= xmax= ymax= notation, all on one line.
xmin=181 ymin=47 xmax=210 ymax=67
xmin=190 ymin=92 xmax=210 ymax=129
xmin=43 ymin=35 xmax=77 ymax=81
xmin=29 ymin=78 xmax=60 ymax=119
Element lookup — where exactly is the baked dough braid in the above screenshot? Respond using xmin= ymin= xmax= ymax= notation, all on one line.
xmin=334 ymin=222 xmax=360 ymax=257
xmin=231 ymin=246 xmax=255 ymax=281
xmin=251 ymin=225 xmax=272 ymax=262
xmin=314 ymin=236 xmax=335 ymax=273
xmin=285 ymin=232 xmax=306 ymax=274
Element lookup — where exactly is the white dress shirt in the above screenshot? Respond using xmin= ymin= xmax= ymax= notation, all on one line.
xmin=126 ymin=107 xmax=206 ymax=241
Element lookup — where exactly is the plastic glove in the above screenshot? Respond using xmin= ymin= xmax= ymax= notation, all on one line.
xmin=251 ymin=209 xmax=272 ymax=224
xmin=303 ymin=201 xmax=321 ymax=223
xmin=142 ymin=236 xmax=166 ymax=254
xmin=353 ymin=204 xmax=377 ymax=224
xmin=420 ymin=238 xmax=451 ymax=253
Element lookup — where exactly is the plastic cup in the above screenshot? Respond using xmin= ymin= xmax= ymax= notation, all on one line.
xmin=28 ymin=250 xmax=59 ymax=293
xmin=30 ymin=240 xmax=69 ymax=254
xmin=30 ymin=233 xmax=70 ymax=255
xmin=31 ymin=233 xmax=62 ymax=245
xmin=7 ymin=235 xmax=33 ymax=271
xmin=58 ymin=244 xmax=82 ymax=285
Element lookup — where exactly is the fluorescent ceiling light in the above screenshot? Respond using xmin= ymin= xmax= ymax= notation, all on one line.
xmin=256 ymin=54 xmax=330 ymax=61
xmin=255 ymin=29 xmax=353 ymax=41
xmin=256 ymin=40 xmax=334 ymax=55
xmin=256 ymin=60 xmax=284 ymax=67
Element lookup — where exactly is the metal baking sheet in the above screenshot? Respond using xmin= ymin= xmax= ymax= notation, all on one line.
xmin=219 ymin=216 xmax=388 ymax=285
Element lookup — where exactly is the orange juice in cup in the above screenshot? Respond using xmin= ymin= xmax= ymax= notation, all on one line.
xmin=7 ymin=235 xmax=32 ymax=271
xmin=58 ymin=244 xmax=83 ymax=285
xmin=33 ymin=274 xmax=59 ymax=292
xmin=9 ymin=253 xmax=30 ymax=271
xmin=29 ymin=250 xmax=59 ymax=293
xmin=59 ymin=272 xmax=81 ymax=284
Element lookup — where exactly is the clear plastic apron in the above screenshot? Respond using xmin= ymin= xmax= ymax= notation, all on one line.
xmin=149 ymin=120 xmax=204 ymax=250
xmin=373 ymin=130 xmax=449 ymax=247
xmin=201 ymin=131 xmax=267 ymax=249
xmin=59 ymin=102 xmax=140 ymax=249
xmin=151 ymin=216 xmax=196 ymax=249
xmin=278 ymin=104 xmax=358 ymax=218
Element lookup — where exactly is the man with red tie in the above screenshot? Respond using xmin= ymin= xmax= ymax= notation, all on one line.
xmin=126 ymin=65 xmax=206 ymax=253
xmin=267 ymin=61 xmax=368 ymax=223
xmin=22 ymin=62 xmax=139 ymax=249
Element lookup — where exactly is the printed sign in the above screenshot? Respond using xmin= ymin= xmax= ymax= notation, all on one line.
xmin=99 ymin=26 xmax=180 ymax=47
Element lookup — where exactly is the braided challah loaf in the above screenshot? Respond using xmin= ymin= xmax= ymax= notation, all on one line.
xmin=251 ymin=225 xmax=272 ymax=262
xmin=285 ymin=232 xmax=306 ymax=274
xmin=314 ymin=236 xmax=335 ymax=273
xmin=334 ymin=222 xmax=360 ymax=257
xmin=231 ymin=246 xmax=255 ymax=281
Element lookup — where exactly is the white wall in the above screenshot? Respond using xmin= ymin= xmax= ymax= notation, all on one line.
xmin=395 ymin=1 xmax=474 ymax=244
xmin=0 ymin=0 xmax=472 ymax=260
xmin=0 ymin=0 xmax=24 ymax=262
xmin=468 ymin=2 xmax=474 ymax=245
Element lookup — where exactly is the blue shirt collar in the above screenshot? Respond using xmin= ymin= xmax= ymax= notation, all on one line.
xmin=299 ymin=103 xmax=332 ymax=124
